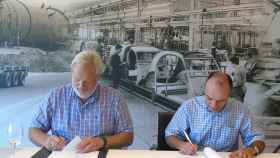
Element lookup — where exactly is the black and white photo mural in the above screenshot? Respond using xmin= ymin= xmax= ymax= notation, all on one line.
xmin=0 ymin=0 xmax=279 ymax=154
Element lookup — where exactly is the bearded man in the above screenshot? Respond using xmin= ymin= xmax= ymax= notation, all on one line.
xmin=29 ymin=50 xmax=133 ymax=153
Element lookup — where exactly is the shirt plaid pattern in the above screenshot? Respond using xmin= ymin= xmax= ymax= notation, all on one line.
xmin=31 ymin=83 xmax=133 ymax=143
xmin=165 ymin=96 xmax=264 ymax=151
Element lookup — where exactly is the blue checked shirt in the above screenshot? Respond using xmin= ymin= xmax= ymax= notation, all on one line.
xmin=31 ymin=83 xmax=133 ymax=143
xmin=165 ymin=96 xmax=264 ymax=151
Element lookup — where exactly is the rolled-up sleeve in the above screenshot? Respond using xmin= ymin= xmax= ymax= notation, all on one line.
xmin=114 ymin=94 xmax=133 ymax=133
xmin=165 ymin=102 xmax=189 ymax=139
xmin=240 ymin=108 xmax=264 ymax=147
xmin=30 ymin=91 xmax=54 ymax=133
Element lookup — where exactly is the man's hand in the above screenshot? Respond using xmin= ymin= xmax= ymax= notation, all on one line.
xmin=76 ymin=137 xmax=104 ymax=153
xmin=178 ymin=142 xmax=198 ymax=155
xmin=44 ymin=136 xmax=66 ymax=151
xmin=229 ymin=148 xmax=256 ymax=158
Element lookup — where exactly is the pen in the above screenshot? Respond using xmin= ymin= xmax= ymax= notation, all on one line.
xmin=183 ymin=130 xmax=193 ymax=145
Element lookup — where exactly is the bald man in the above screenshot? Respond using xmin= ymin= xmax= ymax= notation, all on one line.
xmin=165 ymin=72 xmax=265 ymax=158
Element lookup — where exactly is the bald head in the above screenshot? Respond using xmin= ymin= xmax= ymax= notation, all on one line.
xmin=206 ymin=72 xmax=233 ymax=90
xmin=204 ymin=72 xmax=232 ymax=112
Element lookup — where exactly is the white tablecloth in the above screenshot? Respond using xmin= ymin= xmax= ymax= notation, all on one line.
xmin=0 ymin=148 xmax=279 ymax=158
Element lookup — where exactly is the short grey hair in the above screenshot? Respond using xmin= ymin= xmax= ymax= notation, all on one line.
xmin=71 ymin=50 xmax=105 ymax=75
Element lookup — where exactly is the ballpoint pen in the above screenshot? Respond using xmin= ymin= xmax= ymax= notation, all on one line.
xmin=183 ymin=130 xmax=193 ymax=145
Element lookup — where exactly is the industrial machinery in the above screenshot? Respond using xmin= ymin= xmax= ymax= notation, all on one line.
xmin=0 ymin=47 xmax=28 ymax=88
xmin=143 ymin=51 xmax=219 ymax=104
xmin=244 ymin=0 xmax=280 ymax=117
xmin=0 ymin=0 xmax=71 ymax=88
xmin=123 ymin=46 xmax=161 ymax=84
xmin=120 ymin=46 xmax=220 ymax=106
xmin=0 ymin=0 xmax=70 ymax=49
xmin=241 ymin=0 xmax=280 ymax=152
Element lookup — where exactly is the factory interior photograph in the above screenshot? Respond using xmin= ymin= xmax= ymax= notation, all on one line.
xmin=0 ymin=0 xmax=280 ymax=158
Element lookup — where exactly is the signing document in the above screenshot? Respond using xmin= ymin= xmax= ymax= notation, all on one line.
xmin=48 ymin=136 xmax=99 ymax=158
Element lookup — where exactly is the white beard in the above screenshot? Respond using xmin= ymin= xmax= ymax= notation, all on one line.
xmin=72 ymin=84 xmax=97 ymax=100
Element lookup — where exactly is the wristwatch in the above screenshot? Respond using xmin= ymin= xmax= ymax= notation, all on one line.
xmin=100 ymin=136 xmax=107 ymax=151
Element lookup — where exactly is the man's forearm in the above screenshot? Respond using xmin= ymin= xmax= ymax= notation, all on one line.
xmin=28 ymin=128 xmax=49 ymax=147
xmin=166 ymin=135 xmax=185 ymax=149
xmin=105 ymin=132 xmax=133 ymax=149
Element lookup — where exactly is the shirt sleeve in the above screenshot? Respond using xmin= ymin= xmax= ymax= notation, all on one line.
xmin=114 ymin=94 xmax=133 ymax=133
xmin=240 ymin=108 xmax=265 ymax=147
xmin=165 ymin=102 xmax=189 ymax=139
xmin=30 ymin=91 xmax=54 ymax=133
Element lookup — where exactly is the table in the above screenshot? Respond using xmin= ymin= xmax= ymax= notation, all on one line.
xmin=0 ymin=148 xmax=279 ymax=158
xmin=0 ymin=148 xmax=40 ymax=158
xmin=105 ymin=150 xmax=279 ymax=158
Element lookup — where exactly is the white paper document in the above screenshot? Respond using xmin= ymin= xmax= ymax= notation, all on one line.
xmin=203 ymin=147 xmax=223 ymax=158
xmin=48 ymin=136 xmax=98 ymax=158
xmin=63 ymin=136 xmax=82 ymax=151
xmin=49 ymin=151 xmax=99 ymax=158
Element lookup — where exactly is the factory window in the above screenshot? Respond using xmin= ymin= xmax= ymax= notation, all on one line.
xmin=233 ymin=0 xmax=240 ymax=5
xmin=232 ymin=10 xmax=239 ymax=17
